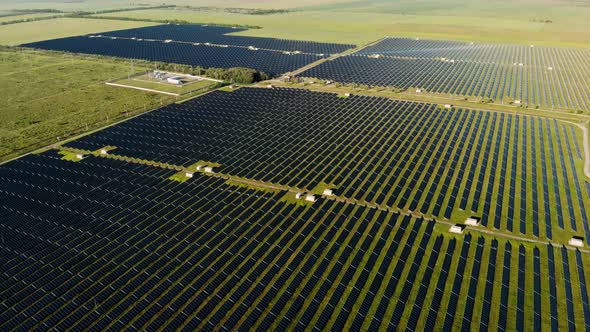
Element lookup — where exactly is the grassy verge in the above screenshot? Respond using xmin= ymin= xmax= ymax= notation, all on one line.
xmin=0 ymin=17 xmax=157 ymax=46
xmin=0 ymin=48 xmax=174 ymax=163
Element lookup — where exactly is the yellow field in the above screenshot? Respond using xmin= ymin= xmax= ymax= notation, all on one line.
xmin=0 ymin=18 xmax=157 ymax=46
xmin=91 ymin=7 xmax=590 ymax=48
xmin=0 ymin=12 xmax=63 ymax=23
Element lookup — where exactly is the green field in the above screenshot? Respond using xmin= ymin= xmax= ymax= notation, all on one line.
xmin=89 ymin=1 xmax=590 ymax=48
xmin=0 ymin=0 xmax=350 ymax=11
xmin=0 ymin=0 xmax=147 ymax=11
xmin=0 ymin=0 xmax=587 ymax=47
xmin=0 ymin=18 xmax=157 ymax=46
xmin=0 ymin=48 xmax=174 ymax=162
xmin=0 ymin=12 xmax=63 ymax=23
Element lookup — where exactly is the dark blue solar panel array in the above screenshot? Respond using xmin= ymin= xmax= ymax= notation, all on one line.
xmin=533 ymin=247 xmax=542 ymax=331
xmin=561 ymin=123 xmax=590 ymax=243
xmin=404 ymin=235 xmax=444 ymax=331
xmin=547 ymin=245 xmax=560 ymax=331
xmin=22 ymin=36 xmax=317 ymax=76
xmin=2 ymin=83 xmax=590 ymax=330
xmin=0 ymin=151 xmax=431 ymax=330
xmin=424 ymin=238 xmax=456 ymax=330
xmin=479 ymin=239 xmax=498 ymax=331
xmin=553 ymin=120 xmax=578 ymax=232
xmin=460 ymin=112 xmax=493 ymax=211
xmin=388 ymin=232 xmax=440 ymax=330
xmin=96 ymin=24 xmax=355 ymax=55
xmin=575 ymin=250 xmax=590 ymax=329
xmin=516 ymin=245 xmax=526 ymax=330
xmin=460 ymin=236 xmax=485 ymax=331
xmin=21 ymin=25 xmax=354 ymax=76
xmin=569 ymin=126 xmax=583 ymax=160
xmin=538 ymin=118 xmax=553 ymax=239
xmin=1 ymin=151 xmax=588 ymax=331
xmin=57 ymin=87 xmax=590 ymax=239
xmin=497 ymin=242 xmax=512 ymax=332
xmin=560 ymin=247 xmax=577 ymax=331
xmin=441 ymin=234 xmax=472 ymax=331
xmin=364 ymin=220 xmax=432 ymax=331
xmin=520 ymin=118 xmax=528 ymax=234
xmin=300 ymin=37 xmax=590 ymax=111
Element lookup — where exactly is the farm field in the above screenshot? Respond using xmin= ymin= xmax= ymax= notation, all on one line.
xmin=0 ymin=151 xmax=589 ymax=331
xmin=61 ymin=87 xmax=590 ymax=244
xmin=0 ymin=0 xmax=148 ymax=12
xmin=301 ymin=37 xmax=590 ymax=113
xmin=92 ymin=5 xmax=590 ymax=48
xmin=0 ymin=12 xmax=63 ymax=23
xmin=0 ymin=48 xmax=173 ymax=162
xmin=0 ymin=18 xmax=157 ymax=46
xmin=22 ymin=25 xmax=353 ymax=76
xmin=0 ymin=0 xmax=342 ymax=11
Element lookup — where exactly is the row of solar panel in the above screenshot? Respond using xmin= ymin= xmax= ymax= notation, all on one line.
xmin=23 ymin=36 xmax=322 ymax=76
xmin=96 ymin=24 xmax=355 ymax=55
xmin=63 ymin=87 xmax=590 ymax=239
xmin=356 ymin=37 xmax=590 ymax=67
xmin=301 ymin=39 xmax=590 ymax=112
xmin=1 ymin=152 xmax=590 ymax=330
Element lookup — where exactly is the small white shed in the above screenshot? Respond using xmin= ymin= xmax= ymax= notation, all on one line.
xmin=305 ymin=194 xmax=316 ymax=203
xmin=449 ymin=225 xmax=465 ymax=234
xmin=167 ymin=77 xmax=183 ymax=85
xmin=569 ymin=236 xmax=584 ymax=247
xmin=465 ymin=217 xmax=480 ymax=226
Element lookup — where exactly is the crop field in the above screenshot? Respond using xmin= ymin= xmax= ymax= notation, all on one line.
xmin=92 ymin=2 xmax=590 ymax=48
xmin=22 ymin=25 xmax=354 ymax=76
xmin=301 ymin=37 xmax=590 ymax=112
xmin=0 ymin=48 xmax=173 ymax=163
xmin=0 ymin=18 xmax=157 ymax=46
xmin=0 ymin=12 xmax=63 ymax=23
xmin=61 ymin=87 xmax=590 ymax=243
xmin=0 ymin=151 xmax=589 ymax=331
